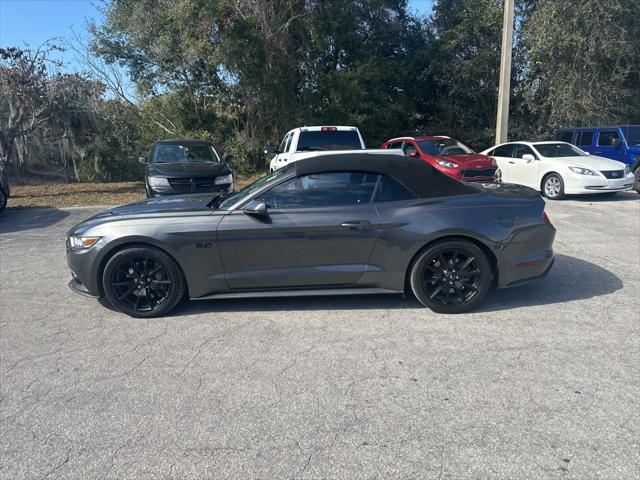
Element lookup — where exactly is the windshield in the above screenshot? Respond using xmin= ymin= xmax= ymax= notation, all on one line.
xmin=152 ymin=144 xmax=220 ymax=163
xmin=622 ymin=126 xmax=640 ymax=145
xmin=417 ymin=138 xmax=472 ymax=156
xmin=218 ymin=168 xmax=288 ymax=210
xmin=534 ymin=143 xmax=588 ymax=157
xmin=296 ymin=131 xmax=362 ymax=151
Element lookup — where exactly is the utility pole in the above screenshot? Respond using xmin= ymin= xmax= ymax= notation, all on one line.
xmin=495 ymin=0 xmax=515 ymax=144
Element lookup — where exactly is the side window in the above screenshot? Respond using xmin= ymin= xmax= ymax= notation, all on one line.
xmin=493 ymin=144 xmax=515 ymax=157
xmin=556 ymin=130 xmax=574 ymax=143
xmin=255 ymin=172 xmax=378 ymax=209
xmin=513 ymin=144 xmax=536 ymax=159
xmin=374 ymin=175 xmax=417 ymax=202
xmin=284 ymin=133 xmax=294 ymax=153
xmin=278 ymin=134 xmax=289 ymax=154
xmin=403 ymin=142 xmax=418 ymax=157
xmin=598 ymin=130 xmax=621 ymax=146
xmin=386 ymin=141 xmax=402 ymax=150
xmin=577 ymin=130 xmax=594 ymax=147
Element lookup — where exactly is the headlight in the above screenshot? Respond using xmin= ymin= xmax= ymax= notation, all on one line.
xmin=490 ymin=157 xmax=497 ymax=167
xmin=437 ymin=160 xmax=459 ymax=169
xmin=67 ymin=236 xmax=101 ymax=251
xmin=568 ymin=166 xmax=597 ymax=176
xmin=215 ymin=173 xmax=233 ymax=185
xmin=147 ymin=176 xmax=170 ymax=187
xmin=625 ymin=165 xmax=630 ymax=175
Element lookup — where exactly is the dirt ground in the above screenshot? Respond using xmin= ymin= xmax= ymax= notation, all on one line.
xmin=6 ymin=176 xmax=260 ymax=209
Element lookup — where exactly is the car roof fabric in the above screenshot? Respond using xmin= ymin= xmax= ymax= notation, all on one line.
xmin=292 ymin=153 xmax=479 ymax=198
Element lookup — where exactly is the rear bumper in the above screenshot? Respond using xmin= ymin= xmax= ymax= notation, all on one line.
xmin=496 ymin=223 xmax=556 ymax=288
xmin=501 ymin=256 xmax=554 ymax=288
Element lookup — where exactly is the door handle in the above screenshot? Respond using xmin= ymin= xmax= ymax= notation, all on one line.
xmin=340 ymin=220 xmax=372 ymax=229
xmin=508 ymin=161 xmax=515 ymax=164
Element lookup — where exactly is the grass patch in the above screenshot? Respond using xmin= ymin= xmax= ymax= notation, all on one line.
xmin=8 ymin=175 xmax=262 ymax=209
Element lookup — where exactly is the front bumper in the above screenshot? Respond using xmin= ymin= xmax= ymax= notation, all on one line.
xmin=148 ymin=183 xmax=233 ymax=198
xmin=68 ymin=275 xmax=99 ymax=298
xmin=564 ymin=172 xmax=634 ymax=194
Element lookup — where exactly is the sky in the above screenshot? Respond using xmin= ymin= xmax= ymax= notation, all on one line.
xmin=0 ymin=0 xmax=435 ymax=73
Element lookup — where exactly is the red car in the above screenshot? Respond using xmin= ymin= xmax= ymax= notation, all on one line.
xmin=381 ymin=135 xmax=498 ymax=182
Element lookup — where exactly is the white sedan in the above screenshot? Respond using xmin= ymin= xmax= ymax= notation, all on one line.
xmin=481 ymin=141 xmax=634 ymax=200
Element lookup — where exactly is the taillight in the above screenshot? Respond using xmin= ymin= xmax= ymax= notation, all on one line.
xmin=321 ymin=126 xmax=337 ymax=131
xmin=542 ymin=212 xmax=551 ymax=224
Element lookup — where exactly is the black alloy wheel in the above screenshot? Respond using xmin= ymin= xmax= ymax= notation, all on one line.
xmin=410 ymin=240 xmax=492 ymax=314
xmin=103 ymin=246 xmax=186 ymax=317
xmin=0 ymin=187 xmax=7 ymax=213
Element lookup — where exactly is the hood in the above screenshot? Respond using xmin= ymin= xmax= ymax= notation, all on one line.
xmin=551 ymin=155 xmax=626 ymax=170
xmin=439 ymin=153 xmax=494 ymax=168
xmin=147 ymin=161 xmax=230 ymax=177
xmin=68 ymin=194 xmax=217 ymax=235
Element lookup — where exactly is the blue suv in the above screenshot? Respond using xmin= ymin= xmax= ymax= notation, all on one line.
xmin=555 ymin=125 xmax=640 ymax=192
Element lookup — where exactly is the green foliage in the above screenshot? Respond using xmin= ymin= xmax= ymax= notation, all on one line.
xmin=4 ymin=0 xmax=640 ymax=184
xmin=520 ymin=0 xmax=640 ymax=135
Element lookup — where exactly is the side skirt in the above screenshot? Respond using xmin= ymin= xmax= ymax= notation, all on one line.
xmin=192 ymin=287 xmax=403 ymax=301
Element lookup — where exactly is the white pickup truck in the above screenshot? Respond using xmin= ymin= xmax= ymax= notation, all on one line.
xmin=265 ymin=126 xmax=399 ymax=172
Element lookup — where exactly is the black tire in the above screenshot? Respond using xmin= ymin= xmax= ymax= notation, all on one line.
xmin=102 ymin=246 xmax=186 ymax=318
xmin=634 ymin=168 xmax=640 ymax=194
xmin=0 ymin=187 xmax=7 ymax=213
xmin=409 ymin=240 xmax=493 ymax=314
xmin=542 ymin=173 xmax=565 ymax=200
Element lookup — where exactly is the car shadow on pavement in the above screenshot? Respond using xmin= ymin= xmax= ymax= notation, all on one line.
xmin=479 ymin=254 xmax=623 ymax=312
xmin=170 ymin=254 xmax=621 ymax=316
xmin=567 ymin=192 xmax=639 ymax=202
xmin=0 ymin=207 xmax=71 ymax=234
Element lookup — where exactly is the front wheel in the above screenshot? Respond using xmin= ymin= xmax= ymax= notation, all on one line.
xmin=542 ymin=173 xmax=565 ymax=200
xmin=103 ymin=246 xmax=186 ymax=318
xmin=409 ymin=240 xmax=493 ymax=314
xmin=634 ymin=168 xmax=640 ymax=194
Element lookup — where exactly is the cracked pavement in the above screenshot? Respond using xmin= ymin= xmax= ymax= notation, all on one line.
xmin=1 ymin=193 xmax=639 ymax=479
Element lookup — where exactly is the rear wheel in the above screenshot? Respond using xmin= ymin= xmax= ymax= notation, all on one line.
xmin=410 ymin=240 xmax=492 ymax=314
xmin=542 ymin=173 xmax=565 ymax=200
xmin=103 ymin=246 xmax=186 ymax=318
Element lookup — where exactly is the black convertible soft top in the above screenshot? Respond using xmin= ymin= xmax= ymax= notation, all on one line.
xmin=292 ymin=152 xmax=480 ymax=198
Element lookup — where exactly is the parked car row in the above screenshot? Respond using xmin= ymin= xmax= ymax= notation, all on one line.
xmin=131 ymin=124 xmax=638 ymax=205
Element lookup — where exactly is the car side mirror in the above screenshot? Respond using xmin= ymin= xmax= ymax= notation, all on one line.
xmin=222 ymin=153 xmax=234 ymax=163
xmin=263 ymin=145 xmax=277 ymax=156
xmin=522 ymin=154 xmax=536 ymax=162
xmin=137 ymin=157 xmax=147 ymax=166
xmin=243 ymin=200 xmax=267 ymax=216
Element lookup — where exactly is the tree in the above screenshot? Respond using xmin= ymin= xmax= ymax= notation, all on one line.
xmin=0 ymin=44 xmax=62 ymax=180
xmin=520 ymin=0 xmax=640 ymax=135
xmin=419 ymin=0 xmax=504 ymax=149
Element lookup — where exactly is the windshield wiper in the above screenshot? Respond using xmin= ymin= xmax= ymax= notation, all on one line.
xmin=297 ymin=146 xmax=327 ymax=152
xmin=206 ymin=192 xmax=225 ymax=208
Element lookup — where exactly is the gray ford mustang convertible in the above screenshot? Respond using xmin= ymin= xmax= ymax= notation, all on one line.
xmin=66 ymin=153 xmax=555 ymax=317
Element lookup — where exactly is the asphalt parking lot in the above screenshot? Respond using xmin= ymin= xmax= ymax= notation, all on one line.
xmin=1 ymin=193 xmax=639 ymax=479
